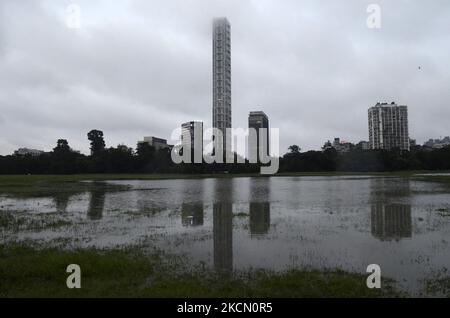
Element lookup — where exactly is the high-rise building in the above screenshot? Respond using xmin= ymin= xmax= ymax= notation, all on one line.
xmin=212 ymin=17 xmax=231 ymax=158
xmin=181 ymin=121 xmax=203 ymax=163
xmin=248 ymin=111 xmax=269 ymax=162
xmin=368 ymin=102 xmax=410 ymax=151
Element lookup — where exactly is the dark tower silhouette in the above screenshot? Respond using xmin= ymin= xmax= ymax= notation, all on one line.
xmin=213 ymin=179 xmax=233 ymax=272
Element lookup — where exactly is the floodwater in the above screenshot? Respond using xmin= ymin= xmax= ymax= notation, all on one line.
xmin=1 ymin=176 xmax=450 ymax=295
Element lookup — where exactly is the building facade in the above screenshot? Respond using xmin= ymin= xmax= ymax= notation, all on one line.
xmin=13 ymin=148 xmax=44 ymax=156
xmin=212 ymin=17 xmax=232 ymax=157
xmin=248 ymin=111 xmax=269 ymax=162
xmin=181 ymin=121 xmax=203 ymax=163
xmin=322 ymin=137 xmax=354 ymax=153
xmin=139 ymin=136 xmax=171 ymax=151
xmin=368 ymin=102 xmax=410 ymax=151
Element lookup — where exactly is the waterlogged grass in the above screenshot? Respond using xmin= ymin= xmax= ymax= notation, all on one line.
xmin=1 ymin=171 xmax=444 ymax=185
xmin=1 ymin=172 xmax=449 ymax=196
xmin=0 ymin=212 xmax=72 ymax=232
xmin=413 ymin=174 xmax=450 ymax=185
xmin=0 ymin=244 xmax=402 ymax=298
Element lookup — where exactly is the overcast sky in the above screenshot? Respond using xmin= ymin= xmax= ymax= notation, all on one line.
xmin=0 ymin=0 xmax=449 ymax=155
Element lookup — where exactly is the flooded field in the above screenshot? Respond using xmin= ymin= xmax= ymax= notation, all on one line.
xmin=1 ymin=176 xmax=450 ymax=296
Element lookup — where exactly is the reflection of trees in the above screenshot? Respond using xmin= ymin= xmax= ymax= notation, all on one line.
xmin=249 ymin=202 xmax=270 ymax=236
xmin=370 ymin=178 xmax=412 ymax=241
xmin=212 ymin=178 xmax=233 ymax=273
xmin=181 ymin=203 xmax=204 ymax=226
xmin=213 ymin=201 xmax=233 ymax=273
xmin=371 ymin=204 xmax=412 ymax=241
xmin=87 ymin=186 xmax=106 ymax=220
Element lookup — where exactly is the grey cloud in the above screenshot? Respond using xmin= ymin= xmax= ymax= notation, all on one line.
xmin=0 ymin=0 xmax=450 ymax=155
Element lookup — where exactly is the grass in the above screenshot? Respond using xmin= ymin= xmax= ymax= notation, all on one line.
xmin=1 ymin=171 xmax=447 ymax=184
xmin=0 ymin=212 xmax=72 ymax=232
xmin=0 ymin=171 xmax=447 ymax=195
xmin=0 ymin=244 xmax=403 ymax=298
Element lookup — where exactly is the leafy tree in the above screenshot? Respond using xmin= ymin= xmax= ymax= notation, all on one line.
xmin=136 ymin=142 xmax=156 ymax=172
xmin=87 ymin=130 xmax=106 ymax=156
xmin=53 ymin=139 xmax=71 ymax=154
xmin=288 ymin=145 xmax=301 ymax=154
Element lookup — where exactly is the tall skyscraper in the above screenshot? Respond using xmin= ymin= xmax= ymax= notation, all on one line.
xmin=181 ymin=121 xmax=203 ymax=163
xmin=248 ymin=111 xmax=269 ymax=162
xmin=212 ymin=17 xmax=231 ymax=158
xmin=368 ymin=102 xmax=410 ymax=151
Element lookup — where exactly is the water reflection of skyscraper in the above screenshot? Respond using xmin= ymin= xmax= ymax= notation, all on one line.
xmin=213 ymin=179 xmax=233 ymax=273
xmin=371 ymin=204 xmax=412 ymax=241
xmin=369 ymin=178 xmax=412 ymax=241
xmin=249 ymin=202 xmax=270 ymax=236
xmin=213 ymin=201 xmax=233 ymax=273
xmin=181 ymin=203 xmax=204 ymax=226
xmin=249 ymin=178 xmax=271 ymax=236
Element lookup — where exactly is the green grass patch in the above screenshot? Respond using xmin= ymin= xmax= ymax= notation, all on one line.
xmin=0 ymin=244 xmax=403 ymax=298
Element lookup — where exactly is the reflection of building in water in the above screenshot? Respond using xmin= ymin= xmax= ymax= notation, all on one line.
xmin=369 ymin=177 xmax=412 ymax=240
xmin=370 ymin=177 xmax=411 ymax=197
xmin=213 ymin=202 xmax=233 ymax=272
xmin=248 ymin=178 xmax=271 ymax=236
xmin=249 ymin=202 xmax=270 ymax=236
xmin=371 ymin=204 xmax=412 ymax=241
xmin=181 ymin=203 xmax=204 ymax=226
xmin=87 ymin=189 xmax=106 ymax=220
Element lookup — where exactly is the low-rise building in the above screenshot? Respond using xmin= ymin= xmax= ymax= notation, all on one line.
xmin=368 ymin=102 xmax=410 ymax=151
xmin=356 ymin=141 xmax=370 ymax=150
xmin=322 ymin=138 xmax=354 ymax=153
xmin=138 ymin=136 xmax=171 ymax=151
xmin=424 ymin=136 xmax=450 ymax=149
xmin=13 ymin=148 xmax=45 ymax=156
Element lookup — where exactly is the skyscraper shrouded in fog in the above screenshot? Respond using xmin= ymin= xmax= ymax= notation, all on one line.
xmin=368 ymin=102 xmax=410 ymax=151
xmin=212 ymin=17 xmax=231 ymax=158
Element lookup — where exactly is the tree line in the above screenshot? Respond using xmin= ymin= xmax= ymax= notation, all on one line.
xmin=1 ymin=130 xmax=450 ymax=174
